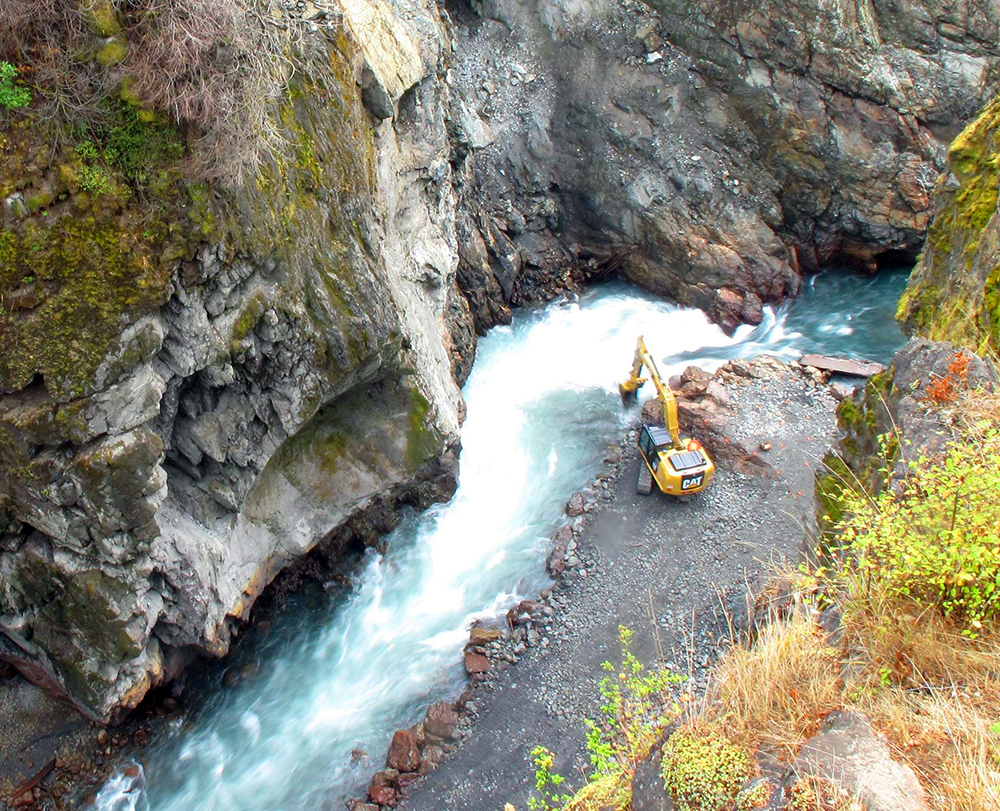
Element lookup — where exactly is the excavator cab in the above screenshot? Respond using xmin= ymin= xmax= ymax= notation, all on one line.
xmin=621 ymin=337 xmax=715 ymax=496
xmin=635 ymin=424 xmax=714 ymax=496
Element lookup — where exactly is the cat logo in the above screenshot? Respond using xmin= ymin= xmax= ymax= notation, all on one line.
xmin=681 ymin=474 xmax=704 ymax=491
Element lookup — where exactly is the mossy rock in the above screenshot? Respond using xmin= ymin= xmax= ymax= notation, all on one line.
xmin=13 ymin=550 xmax=142 ymax=710
xmin=900 ymin=94 xmax=1000 ymax=352
xmin=0 ymin=33 xmax=383 ymax=403
xmin=96 ymin=39 xmax=127 ymax=67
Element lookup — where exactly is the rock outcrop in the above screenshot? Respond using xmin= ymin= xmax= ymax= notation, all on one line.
xmin=815 ymin=338 xmax=997 ymax=536
xmin=899 ymin=94 xmax=1000 ymax=352
xmin=823 ymin=85 xmax=1000 ymax=527
xmin=1 ymin=0 xmax=998 ymax=721
xmin=0 ymin=7 xmax=465 ymax=721
xmin=791 ymin=711 xmax=929 ymax=811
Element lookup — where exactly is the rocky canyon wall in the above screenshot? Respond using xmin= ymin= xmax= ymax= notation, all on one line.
xmin=0 ymin=0 xmax=997 ymax=720
xmin=448 ymin=0 xmax=998 ymax=330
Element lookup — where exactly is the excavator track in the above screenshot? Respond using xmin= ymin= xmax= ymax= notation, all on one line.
xmin=636 ymin=460 xmax=653 ymax=495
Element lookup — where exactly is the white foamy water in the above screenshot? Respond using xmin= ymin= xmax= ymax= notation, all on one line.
xmin=91 ymin=276 xmax=906 ymax=811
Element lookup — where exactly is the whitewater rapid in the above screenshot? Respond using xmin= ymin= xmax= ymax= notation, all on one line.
xmin=91 ymin=274 xmax=907 ymax=811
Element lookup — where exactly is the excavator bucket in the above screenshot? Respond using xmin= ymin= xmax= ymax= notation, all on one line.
xmin=619 ymin=376 xmax=643 ymax=405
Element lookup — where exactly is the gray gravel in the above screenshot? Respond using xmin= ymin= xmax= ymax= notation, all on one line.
xmin=401 ymin=363 xmax=837 ymax=811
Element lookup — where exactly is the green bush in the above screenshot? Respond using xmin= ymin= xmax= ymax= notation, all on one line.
xmin=527 ymin=746 xmax=572 ymax=811
xmin=660 ymin=728 xmax=754 ymax=811
xmin=0 ymin=61 xmax=31 ymax=110
xmin=78 ymin=164 xmax=111 ymax=195
xmin=75 ymin=140 xmax=101 ymax=162
xmin=101 ymin=104 xmax=183 ymax=184
xmin=833 ymin=431 xmax=1000 ymax=635
xmin=585 ymin=626 xmax=683 ymax=780
xmin=71 ymin=104 xmax=184 ymax=194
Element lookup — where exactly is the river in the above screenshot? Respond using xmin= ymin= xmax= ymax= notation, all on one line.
xmin=92 ymin=269 xmax=908 ymax=811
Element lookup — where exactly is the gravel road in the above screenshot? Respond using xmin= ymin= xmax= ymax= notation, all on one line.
xmin=401 ymin=362 xmax=839 ymax=811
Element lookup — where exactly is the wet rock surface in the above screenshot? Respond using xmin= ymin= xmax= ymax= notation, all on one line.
xmin=399 ymin=359 xmax=839 ymax=810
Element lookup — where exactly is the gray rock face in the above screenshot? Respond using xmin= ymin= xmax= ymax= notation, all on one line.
xmin=792 ymin=711 xmax=929 ymax=811
xmin=448 ymin=0 xmax=999 ymax=330
xmin=0 ymin=9 xmax=465 ymax=721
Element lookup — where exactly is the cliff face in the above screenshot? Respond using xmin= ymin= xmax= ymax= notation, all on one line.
xmin=0 ymin=0 xmax=997 ymax=720
xmin=447 ymin=0 xmax=999 ymax=331
xmin=0 ymin=4 xmax=464 ymax=721
xmin=899 ymin=94 xmax=1000 ymax=351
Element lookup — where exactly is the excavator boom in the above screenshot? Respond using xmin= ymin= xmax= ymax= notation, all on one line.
xmin=619 ymin=337 xmax=682 ymax=449
xmin=619 ymin=336 xmax=715 ymax=496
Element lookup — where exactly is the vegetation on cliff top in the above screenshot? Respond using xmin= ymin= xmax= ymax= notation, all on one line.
xmin=0 ymin=0 xmax=304 ymax=185
xmin=0 ymin=1 xmax=381 ymax=400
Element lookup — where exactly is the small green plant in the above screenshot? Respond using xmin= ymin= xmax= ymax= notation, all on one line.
xmin=75 ymin=140 xmax=101 ymax=162
xmin=527 ymin=746 xmax=571 ymax=811
xmin=0 ymin=62 xmax=31 ymax=110
xmin=525 ymin=627 xmax=682 ymax=811
xmin=659 ymin=728 xmax=754 ymax=811
xmin=102 ymin=103 xmax=184 ymax=185
xmin=71 ymin=104 xmax=184 ymax=193
xmin=585 ymin=626 xmax=683 ymax=780
xmin=78 ymin=164 xmax=111 ymax=195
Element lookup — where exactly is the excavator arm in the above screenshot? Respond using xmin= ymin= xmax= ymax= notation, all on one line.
xmin=619 ymin=336 xmax=682 ymax=450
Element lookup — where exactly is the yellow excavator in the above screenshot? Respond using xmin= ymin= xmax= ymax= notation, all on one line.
xmin=619 ymin=336 xmax=715 ymax=496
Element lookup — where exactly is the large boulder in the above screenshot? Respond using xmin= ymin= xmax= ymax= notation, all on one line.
xmin=386 ymin=729 xmax=421 ymax=773
xmin=791 ymin=711 xmax=929 ymax=811
xmin=423 ymin=701 xmax=459 ymax=741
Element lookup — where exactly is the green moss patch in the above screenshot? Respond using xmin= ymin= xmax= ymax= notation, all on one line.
xmin=660 ymin=728 xmax=754 ymax=811
xmin=96 ymin=39 xmax=127 ymax=67
xmin=407 ymin=387 xmax=440 ymax=471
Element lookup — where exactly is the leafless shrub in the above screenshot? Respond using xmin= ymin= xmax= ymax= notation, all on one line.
xmin=0 ymin=0 xmax=117 ymax=133
xmin=0 ymin=0 xmax=310 ymax=186
xmin=123 ymin=0 xmax=299 ymax=186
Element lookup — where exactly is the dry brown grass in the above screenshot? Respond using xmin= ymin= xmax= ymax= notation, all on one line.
xmin=705 ymin=610 xmax=842 ymax=761
xmin=838 ymin=606 xmax=1000 ymax=811
xmin=694 ymin=586 xmax=1000 ymax=810
xmin=787 ymin=775 xmax=862 ymax=811
xmin=952 ymin=387 xmax=1000 ymax=438
xmin=123 ymin=0 xmax=299 ymax=186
